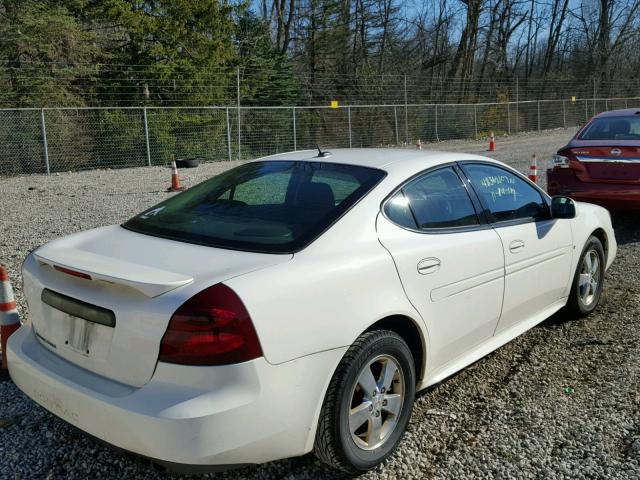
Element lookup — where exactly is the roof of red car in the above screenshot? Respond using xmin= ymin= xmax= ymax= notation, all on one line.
xmin=594 ymin=108 xmax=640 ymax=118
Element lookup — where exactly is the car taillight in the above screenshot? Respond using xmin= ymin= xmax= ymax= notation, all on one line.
xmin=552 ymin=154 xmax=570 ymax=169
xmin=159 ymin=283 xmax=262 ymax=366
xmin=53 ymin=265 xmax=92 ymax=280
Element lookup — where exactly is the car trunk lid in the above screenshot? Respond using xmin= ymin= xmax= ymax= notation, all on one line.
xmin=34 ymin=248 xmax=195 ymax=298
xmin=569 ymin=145 xmax=640 ymax=183
xmin=23 ymin=225 xmax=291 ymax=387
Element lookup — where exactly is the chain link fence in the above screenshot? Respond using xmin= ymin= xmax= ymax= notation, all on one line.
xmin=1 ymin=96 xmax=639 ymax=175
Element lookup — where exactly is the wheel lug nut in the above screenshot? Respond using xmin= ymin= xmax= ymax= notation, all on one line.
xmin=375 ymin=411 xmax=380 ymax=417
xmin=383 ymin=400 xmax=387 ymax=406
xmin=381 ymin=387 xmax=386 ymax=393
xmin=369 ymin=405 xmax=373 ymax=412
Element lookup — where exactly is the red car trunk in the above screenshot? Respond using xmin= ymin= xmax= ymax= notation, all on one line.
xmin=563 ymin=145 xmax=640 ymax=183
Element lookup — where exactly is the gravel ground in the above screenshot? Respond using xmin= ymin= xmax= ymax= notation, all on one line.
xmin=1 ymin=128 xmax=639 ymax=479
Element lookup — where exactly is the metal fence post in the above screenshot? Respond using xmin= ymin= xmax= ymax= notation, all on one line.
xmin=143 ymin=107 xmax=151 ymax=166
xmin=292 ymin=107 xmax=297 ymax=151
xmin=473 ymin=104 xmax=478 ymax=139
xmin=40 ymin=108 xmax=50 ymax=175
xmin=585 ymin=99 xmax=588 ymax=122
xmin=473 ymin=103 xmax=478 ymax=139
xmin=593 ymin=78 xmax=596 ymax=115
xmin=434 ymin=105 xmax=439 ymax=141
xmin=394 ymin=106 xmax=399 ymax=145
xmin=537 ymin=101 xmax=541 ymax=131
xmin=626 ymin=99 xmax=629 ymax=108
xmin=515 ymin=78 xmax=519 ymax=132
xmin=236 ymin=68 xmax=241 ymax=160
xmin=226 ymin=107 xmax=232 ymax=161
xmin=404 ymin=75 xmax=409 ymax=144
xmin=605 ymin=99 xmax=608 ymax=111
xmin=347 ymin=106 xmax=352 ymax=148
xmin=507 ymin=102 xmax=511 ymax=135
xmin=562 ymin=100 xmax=566 ymax=129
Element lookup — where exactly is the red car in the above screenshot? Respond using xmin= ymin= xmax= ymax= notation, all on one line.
xmin=547 ymin=108 xmax=640 ymax=211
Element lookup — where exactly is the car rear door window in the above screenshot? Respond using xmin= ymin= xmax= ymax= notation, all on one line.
xmin=385 ymin=191 xmax=417 ymax=228
xmin=385 ymin=167 xmax=479 ymax=230
xmin=463 ymin=163 xmax=549 ymax=223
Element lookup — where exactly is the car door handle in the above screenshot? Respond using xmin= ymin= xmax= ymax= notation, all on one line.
xmin=417 ymin=258 xmax=441 ymax=275
xmin=509 ymin=240 xmax=525 ymax=253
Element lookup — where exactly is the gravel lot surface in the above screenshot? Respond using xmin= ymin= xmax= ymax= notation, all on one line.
xmin=1 ymin=128 xmax=639 ymax=479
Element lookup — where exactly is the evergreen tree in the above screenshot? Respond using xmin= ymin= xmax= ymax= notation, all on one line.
xmin=235 ymin=7 xmax=300 ymax=106
xmin=94 ymin=0 xmax=238 ymax=105
xmin=0 ymin=0 xmax=100 ymax=106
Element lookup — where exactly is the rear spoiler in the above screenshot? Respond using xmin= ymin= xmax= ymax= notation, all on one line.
xmin=34 ymin=247 xmax=194 ymax=298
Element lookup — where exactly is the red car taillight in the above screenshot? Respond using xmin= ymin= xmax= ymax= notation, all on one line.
xmin=159 ymin=283 xmax=262 ymax=366
xmin=552 ymin=154 xmax=570 ymax=169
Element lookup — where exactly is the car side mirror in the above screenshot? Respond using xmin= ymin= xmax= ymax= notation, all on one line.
xmin=551 ymin=196 xmax=576 ymax=219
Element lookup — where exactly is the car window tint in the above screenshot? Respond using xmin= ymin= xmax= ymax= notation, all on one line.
xmin=384 ymin=191 xmax=417 ymax=228
xmin=232 ymin=172 xmax=290 ymax=205
xmin=464 ymin=164 xmax=548 ymax=222
xmin=123 ymin=161 xmax=385 ymax=253
xmin=579 ymin=116 xmax=640 ymax=140
xmin=311 ymin=170 xmax=362 ymax=204
xmin=401 ymin=167 xmax=479 ymax=229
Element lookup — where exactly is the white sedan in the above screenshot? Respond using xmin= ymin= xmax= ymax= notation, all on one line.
xmin=8 ymin=148 xmax=616 ymax=474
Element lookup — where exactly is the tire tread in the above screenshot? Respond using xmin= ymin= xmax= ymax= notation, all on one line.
xmin=314 ymin=330 xmax=410 ymax=474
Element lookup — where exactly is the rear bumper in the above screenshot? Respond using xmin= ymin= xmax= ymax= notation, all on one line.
xmin=7 ymin=324 xmax=344 ymax=470
xmin=547 ymin=168 xmax=640 ymax=211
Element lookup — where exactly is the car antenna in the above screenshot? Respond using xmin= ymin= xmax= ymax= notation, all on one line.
xmin=316 ymin=144 xmax=331 ymax=158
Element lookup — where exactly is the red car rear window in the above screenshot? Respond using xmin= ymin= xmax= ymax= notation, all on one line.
xmin=579 ymin=116 xmax=640 ymax=141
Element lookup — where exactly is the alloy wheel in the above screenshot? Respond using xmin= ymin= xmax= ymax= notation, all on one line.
xmin=578 ymin=248 xmax=601 ymax=306
xmin=348 ymin=354 xmax=405 ymax=450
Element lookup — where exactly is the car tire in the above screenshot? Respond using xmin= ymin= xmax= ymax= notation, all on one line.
xmin=175 ymin=158 xmax=200 ymax=169
xmin=314 ymin=330 xmax=416 ymax=474
xmin=565 ymin=235 xmax=605 ymax=318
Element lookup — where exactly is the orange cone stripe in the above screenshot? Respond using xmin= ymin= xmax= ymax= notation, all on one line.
xmin=1 ymin=323 xmax=20 ymax=370
xmin=0 ymin=301 xmax=17 ymax=311
xmin=1 ymin=323 xmax=19 ymax=334
xmin=0 ymin=264 xmax=20 ymax=375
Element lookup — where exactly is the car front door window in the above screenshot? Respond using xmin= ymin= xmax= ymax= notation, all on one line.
xmin=462 ymin=164 xmax=549 ymax=223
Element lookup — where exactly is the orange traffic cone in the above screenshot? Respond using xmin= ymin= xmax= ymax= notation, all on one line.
xmin=488 ymin=131 xmax=496 ymax=152
xmin=168 ymin=160 xmax=183 ymax=192
xmin=1 ymin=266 xmax=20 ymax=381
xmin=416 ymin=138 xmax=422 ymax=150
xmin=529 ymin=153 xmax=538 ymax=183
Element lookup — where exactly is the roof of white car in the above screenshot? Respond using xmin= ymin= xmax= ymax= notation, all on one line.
xmin=256 ymin=148 xmax=493 ymax=172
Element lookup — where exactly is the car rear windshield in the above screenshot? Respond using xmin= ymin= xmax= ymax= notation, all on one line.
xmin=123 ymin=161 xmax=385 ymax=253
xmin=579 ymin=116 xmax=640 ymax=140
